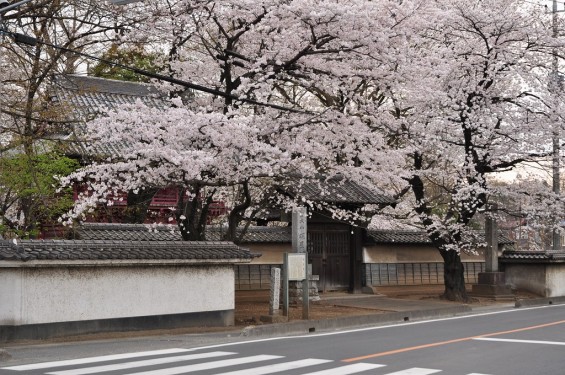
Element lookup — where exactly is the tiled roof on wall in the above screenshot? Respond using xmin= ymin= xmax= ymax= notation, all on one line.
xmin=367 ymin=230 xmax=430 ymax=244
xmin=207 ymin=226 xmax=292 ymax=243
xmin=367 ymin=230 xmax=514 ymax=245
xmin=77 ymin=223 xmax=513 ymax=247
xmin=77 ymin=223 xmax=181 ymax=241
xmin=76 ymin=223 xmax=292 ymax=243
xmin=0 ymin=239 xmax=256 ymax=262
xmin=501 ymin=250 xmax=565 ymax=261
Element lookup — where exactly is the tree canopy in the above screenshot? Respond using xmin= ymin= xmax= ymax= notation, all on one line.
xmin=3 ymin=0 xmax=564 ymax=300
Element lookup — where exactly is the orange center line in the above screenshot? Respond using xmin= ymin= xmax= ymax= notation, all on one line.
xmin=342 ymin=319 xmax=565 ymax=362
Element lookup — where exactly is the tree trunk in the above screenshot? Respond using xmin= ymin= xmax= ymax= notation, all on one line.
xmin=224 ymin=182 xmax=251 ymax=243
xmin=177 ymin=186 xmax=204 ymax=241
xmin=176 ymin=185 xmax=215 ymax=241
xmin=440 ymin=249 xmax=468 ymax=302
xmin=126 ymin=188 xmax=158 ymax=223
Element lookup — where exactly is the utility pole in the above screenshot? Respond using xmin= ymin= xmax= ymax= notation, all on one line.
xmin=550 ymin=0 xmax=562 ymax=250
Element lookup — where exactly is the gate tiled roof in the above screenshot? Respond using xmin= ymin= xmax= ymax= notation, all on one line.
xmin=281 ymin=174 xmax=395 ymax=205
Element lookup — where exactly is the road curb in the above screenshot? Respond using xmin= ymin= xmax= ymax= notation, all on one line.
xmin=240 ymin=305 xmax=472 ymax=337
xmin=515 ymin=296 xmax=565 ymax=308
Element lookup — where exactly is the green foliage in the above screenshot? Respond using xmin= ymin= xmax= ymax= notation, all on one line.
xmin=90 ymin=44 xmax=162 ymax=83
xmin=0 ymin=152 xmax=80 ymax=238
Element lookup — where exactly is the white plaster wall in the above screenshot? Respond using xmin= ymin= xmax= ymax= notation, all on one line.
xmin=0 ymin=269 xmax=23 ymax=325
xmin=504 ymin=264 xmax=548 ymax=296
xmin=0 ymin=265 xmax=234 ymax=325
xmin=363 ymin=245 xmax=483 ymax=264
xmin=546 ymin=265 xmax=565 ymax=297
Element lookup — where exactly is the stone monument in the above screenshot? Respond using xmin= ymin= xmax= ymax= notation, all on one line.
xmin=471 ymin=205 xmax=514 ymax=300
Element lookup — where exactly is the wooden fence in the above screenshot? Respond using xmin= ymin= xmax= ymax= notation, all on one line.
xmin=235 ymin=264 xmax=280 ymax=290
xmin=235 ymin=262 xmax=485 ymax=290
xmin=363 ymin=262 xmax=485 ymax=286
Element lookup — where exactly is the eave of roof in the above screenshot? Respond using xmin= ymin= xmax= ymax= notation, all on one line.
xmin=76 ymin=223 xmax=514 ymax=247
xmin=367 ymin=230 xmax=514 ymax=245
xmin=52 ymin=75 xmax=167 ymax=157
xmin=0 ymin=239 xmax=257 ymax=262
xmin=77 ymin=223 xmax=293 ymax=243
xmin=501 ymin=250 xmax=565 ymax=263
xmin=279 ymin=174 xmax=396 ymax=206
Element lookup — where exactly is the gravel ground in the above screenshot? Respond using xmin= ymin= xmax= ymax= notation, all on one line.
xmin=234 ymin=285 xmax=542 ymax=326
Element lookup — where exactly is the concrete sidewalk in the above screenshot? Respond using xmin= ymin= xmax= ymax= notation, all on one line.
xmin=0 ymin=287 xmax=556 ymax=349
xmin=235 ymin=284 xmax=565 ymax=337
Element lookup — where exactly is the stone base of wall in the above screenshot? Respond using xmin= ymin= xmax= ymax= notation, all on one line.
xmin=288 ymin=275 xmax=320 ymax=304
xmin=0 ymin=309 xmax=233 ymax=343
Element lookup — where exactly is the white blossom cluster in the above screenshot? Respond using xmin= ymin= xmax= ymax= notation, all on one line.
xmin=57 ymin=0 xmax=565 ymax=253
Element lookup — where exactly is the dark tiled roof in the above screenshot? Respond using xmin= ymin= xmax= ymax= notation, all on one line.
xmin=367 ymin=230 xmax=514 ymax=245
xmin=0 ymin=239 xmax=256 ymax=262
xmin=0 ymin=241 xmax=28 ymax=261
xmin=501 ymin=250 xmax=565 ymax=261
xmin=77 ymin=224 xmax=513 ymax=247
xmin=367 ymin=230 xmax=431 ymax=244
xmin=53 ymin=75 xmax=164 ymax=118
xmin=282 ymin=175 xmax=395 ymax=205
xmin=77 ymin=223 xmax=181 ymax=241
xmin=52 ymin=75 xmax=167 ymax=156
xmin=77 ymin=223 xmax=292 ymax=243
xmin=208 ymin=226 xmax=292 ymax=243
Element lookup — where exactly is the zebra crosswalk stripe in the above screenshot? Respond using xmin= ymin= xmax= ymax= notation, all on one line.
xmin=120 ymin=354 xmax=283 ymax=375
xmin=0 ymin=349 xmax=494 ymax=375
xmin=213 ymin=358 xmax=332 ymax=375
xmin=382 ymin=368 xmax=442 ymax=375
xmin=300 ymin=363 xmax=387 ymax=375
xmin=0 ymin=349 xmax=192 ymax=371
xmin=45 ymin=351 xmax=236 ymax=375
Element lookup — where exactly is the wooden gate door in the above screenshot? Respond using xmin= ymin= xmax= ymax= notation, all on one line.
xmin=308 ymin=224 xmax=351 ymax=292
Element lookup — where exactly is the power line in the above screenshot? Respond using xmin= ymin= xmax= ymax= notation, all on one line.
xmin=3 ymin=29 xmax=312 ymax=114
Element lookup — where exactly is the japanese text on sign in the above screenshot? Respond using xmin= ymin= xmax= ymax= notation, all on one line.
xmin=287 ymin=253 xmax=307 ymax=281
xmin=292 ymin=207 xmax=307 ymax=253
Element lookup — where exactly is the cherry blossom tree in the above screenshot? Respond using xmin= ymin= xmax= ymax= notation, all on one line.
xmin=379 ymin=0 xmax=565 ymax=300
xmin=0 ymin=0 xmax=140 ymax=236
xmin=61 ymin=0 xmax=411 ymax=239
xmin=60 ymin=0 xmax=565 ymax=300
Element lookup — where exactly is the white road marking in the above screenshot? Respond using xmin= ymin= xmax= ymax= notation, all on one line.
xmin=45 ymin=351 xmax=235 ymax=375
xmin=466 ymin=373 xmax=493 ymax=375
xmin=213 ymin=358 xmax=332 ymax=375
xmin=0 ymin=349 xmax=191 ymax=371
xmin=168 ymin=304 xmax=565 ymax=352
xmin=474 ymin=337 xmax=565 ymax=346
xmin=300 ymin=362 xmax=387 ymax=374
xmin=383 ymin=368 xmax=441 ymax=375
xmin=121 ymin=354 xmax=282 ymax=375
xmin=2 ymin=305 xmax=562 ymax=374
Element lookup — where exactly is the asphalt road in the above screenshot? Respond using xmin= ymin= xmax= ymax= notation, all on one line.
xmin=2 ymin=304 xmax=565 ymax=374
